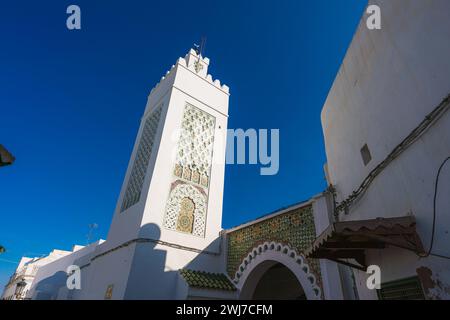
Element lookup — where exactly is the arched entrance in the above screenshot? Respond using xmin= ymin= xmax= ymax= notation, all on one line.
xmin=233 ymin=242 xmax=322 ymax=300
xmin=243 ymin=261 xmax=306 ymax=299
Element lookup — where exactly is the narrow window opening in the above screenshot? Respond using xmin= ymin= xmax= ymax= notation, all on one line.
xmin=360 ymin=144 xmax=372 ymax=166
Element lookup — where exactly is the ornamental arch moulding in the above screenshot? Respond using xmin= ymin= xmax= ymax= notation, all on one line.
xmin=232 ymin=241 xmax=322 ymax=300
xmin=225 ymin=203 xmax=325 ymax=300
xmin=164 ymin=182 xmax=207 ymax=237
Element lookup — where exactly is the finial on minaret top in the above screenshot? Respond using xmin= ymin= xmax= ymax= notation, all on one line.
xmin=150 ymin=39 xmax=229 ymax=95
xmin=193 ymin=36 xmax=206 ymax=56
xmin=184 ymin=37 xmax=210 ymax=77
xmin=193 ymin=43 xmax=201 ymax=55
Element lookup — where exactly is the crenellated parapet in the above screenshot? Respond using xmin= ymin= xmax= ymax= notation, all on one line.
xmin=149 ymin=49 xmax=229 ymax=95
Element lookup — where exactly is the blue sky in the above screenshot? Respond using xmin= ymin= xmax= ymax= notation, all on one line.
xmin=0 ymin=0 xmax=367 ymax=288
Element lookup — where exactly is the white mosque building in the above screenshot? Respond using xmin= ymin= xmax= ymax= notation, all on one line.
xmin=3 ymin=47 xmax=340 ymax=301
xmin=3 ymin=0 xmax=450 ymax=300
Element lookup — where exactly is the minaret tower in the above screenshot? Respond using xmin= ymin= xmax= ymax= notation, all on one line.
xmin=83 ymin=48 xmax=230 ymax=299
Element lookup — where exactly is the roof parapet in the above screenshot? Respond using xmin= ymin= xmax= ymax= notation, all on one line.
xmin=149 ymin=49 xmax=229 ymax=95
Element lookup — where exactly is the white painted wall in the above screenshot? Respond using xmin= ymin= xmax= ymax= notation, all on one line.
xmin=311 ymin=193 xmax=345 ymax=300
xmin=26 ymin=241 xmax=103 ymax=300
xmin=321 ymin=0 xmax=450 ymax=299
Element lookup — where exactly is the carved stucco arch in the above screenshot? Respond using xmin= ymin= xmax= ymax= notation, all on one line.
xmin=163 ymin=182 xmax=207 ymax=237
xmin=232 ymin=242 xmax=322 ymax=300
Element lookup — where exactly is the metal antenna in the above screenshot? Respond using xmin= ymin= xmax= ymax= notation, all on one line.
xmin=199 ymin=36 xmax=207 ymax=57
xmin=193 ymin=36 xmax=207 ymax=57
xmin=86 ymin=223 xmax=98 ymax=244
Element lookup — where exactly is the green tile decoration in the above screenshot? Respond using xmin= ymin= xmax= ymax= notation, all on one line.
xmin=377 ymin=276 xmax=425 ymax=300
xmin=226 ymin=204 xmax=322 ymax=291
xmin=180 ymin=269 xmax=237 ymax=291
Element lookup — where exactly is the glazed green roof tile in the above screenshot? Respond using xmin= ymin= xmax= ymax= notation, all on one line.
xmin=180 ymin=269 xmax=236 ymax=291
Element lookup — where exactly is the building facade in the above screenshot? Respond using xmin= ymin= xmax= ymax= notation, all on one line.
xmin=318 ymin=0 xmax=450 ymax=299
xmin=2 ymin=249 xmax=72 ymax=300
xmin=26 ymin=241 xmax=104 ymax=300
xmin=2 ymin=49 xmax=345 ymax=300
xmin=225 ymin=195 xmax=347 ymax=300
xmin=3 ymin=0 xmax=450 ymax=300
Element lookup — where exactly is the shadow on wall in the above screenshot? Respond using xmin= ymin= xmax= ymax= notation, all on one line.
xmin=32 ymin=271 xmax=67 ymax=300
xmin=124 ymin=222 xmax=224 ymax=299
xmin=29 ymin=223 xmax=223 ymax=299
xmin=123 ymin=223 xmax=176 ymax=299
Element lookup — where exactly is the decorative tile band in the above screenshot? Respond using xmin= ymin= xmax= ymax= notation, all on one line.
xmin=163 ymin=103 xmax=216 ymax=238
xmin=121 ymin=106 xmax=163 ymax=212
xmin=226 ymin=205 xmax=322 ymax=291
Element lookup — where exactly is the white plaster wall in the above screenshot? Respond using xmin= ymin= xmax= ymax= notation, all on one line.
xmin=312 ymin=194 xmax=345 ymax=300
xmin=76 ymin=241 xmax=137 ymax=299
xmin=105 ymin=90 xmax=173 ymax=249
xmin=60 ymin=246 xmax=100 ymax=300
xmin=124 ymin=242 xmax=225 ymax=299
xmin=321 ymin=0 xmax=450 ymax=299
xmin=26 ymin=241 xmax=102 ymax=300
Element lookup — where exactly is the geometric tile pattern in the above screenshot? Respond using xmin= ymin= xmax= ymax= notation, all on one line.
xmin=176 ymin=197 xmax=196 ymax=234
xmin=176 ymin=103 xmax=215 ymax=183
xmin=226 ymin=205 xmax=323 ymax=290
xmin=121 ymin=106 xmax=163 ymax=212
xmin=180 ymin=269 xmax=236 ymax=291
xmin=163 ymin=182 xmax=207 ymax=237
xmin=163 ymin=103 xmax=215 ymax=237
